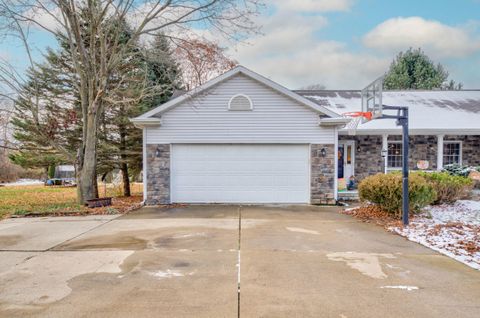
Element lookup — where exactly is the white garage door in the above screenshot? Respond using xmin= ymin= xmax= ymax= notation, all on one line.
xmin=171 ymin=144 xmax=310 ymax=203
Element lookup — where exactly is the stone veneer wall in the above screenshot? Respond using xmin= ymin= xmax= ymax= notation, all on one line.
xmin=339 ymin=135 xmax=384 ymax=181
xmin=340 ymin=134 xmax=480 ymax=181
xmin=311 ymin=144 xmax=335 ymax=204
xmin=146 ymin=144 xmax=170 ymax=205
xmin=388 ymin=135 xmax=438 ymax=170
xmin=444 ymin=135 xmax=480 ymax=166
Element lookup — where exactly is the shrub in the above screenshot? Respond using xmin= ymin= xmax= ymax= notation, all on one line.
xmin=417 ymin=171 xmax=473 ymax=204
xmin=442 ymin=164 xmax=476 ymax=177
xmin=358 ymin=173 xmax=436 ymax=218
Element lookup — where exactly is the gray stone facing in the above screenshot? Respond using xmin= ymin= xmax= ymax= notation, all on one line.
xmin=340 ymin=134 xmax=480 ymax=181
xmin=146 ymin=144 xmax=170 ymax=205
xmin=310 ymin=144 xmax=335 ymax=205
xmin=409 ymin=135 xmax=438 ymax=170
xmin=444 ymin=135 xmax=480 ymax=166
xmin=339 ymin=135 xmax=383 ymax=181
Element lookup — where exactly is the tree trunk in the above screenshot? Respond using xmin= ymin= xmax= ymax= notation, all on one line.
xmin=121 ymin=163 xmax=131 ymax=197
xmin=76 ymin=114 xmax=99 ymax=204
xmin=119 ymin=119 xmax=130 ymax=197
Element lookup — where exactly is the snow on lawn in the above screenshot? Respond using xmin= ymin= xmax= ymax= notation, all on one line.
xmin=1 ymin=179 xmax=44 ymax=187
xmin=391 ymin=200 xmax=480 ymax=270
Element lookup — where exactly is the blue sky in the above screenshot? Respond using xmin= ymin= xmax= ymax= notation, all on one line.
xmin=1 ymin=0 xmax=480 ymax=89
xmin=228 ymin=0 xmax=480 ymax=89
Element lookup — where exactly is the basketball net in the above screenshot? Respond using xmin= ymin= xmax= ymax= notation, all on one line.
xmin=342 ymin=111 xmax=372 ymax=135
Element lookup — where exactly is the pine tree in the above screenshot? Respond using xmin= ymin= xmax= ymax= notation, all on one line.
xmin=384 ymin=48 xmax=462 ymax=90
xmin=11 ymin=22 xmax=181 ymax=196
xmin=10 ymin=40 xmax=80 ymax=174
xmin=97 ymin=32 xmax=181 ymax=196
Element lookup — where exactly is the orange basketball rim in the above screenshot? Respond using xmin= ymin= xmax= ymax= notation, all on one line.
xmin=342 ymin=111 xmax=373 ymax=121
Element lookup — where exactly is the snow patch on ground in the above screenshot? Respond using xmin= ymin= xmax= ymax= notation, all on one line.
xmin=172 ymin=232 xmax=207 ymax=239
xmin=1 ymin=179 xmax=43 ymax=187
xmin=380 ymin=285 xmax=419 ymax=291
xmin=285 ymin=227 xmax=319 ymax=235
xmin=391 ymin=200 xmax=480 ymax=270
xmin=149 ymin=269 xmax=197 ymax=279
xmin=150 ymin=269 xmax=184 ymax=279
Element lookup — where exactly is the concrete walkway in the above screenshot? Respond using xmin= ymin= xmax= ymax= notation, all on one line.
xmin=0 ymin=205 xmax=479 ymax=317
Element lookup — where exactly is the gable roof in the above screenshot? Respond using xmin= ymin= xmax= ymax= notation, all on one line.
xmin=296 ymin=90 xmax=480 ymax=135
xmin=132 ymin=66 xmax=341 ymax=123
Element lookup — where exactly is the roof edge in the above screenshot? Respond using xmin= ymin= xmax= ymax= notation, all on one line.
xmin=133 ymin=65 xmax=341 ymax=120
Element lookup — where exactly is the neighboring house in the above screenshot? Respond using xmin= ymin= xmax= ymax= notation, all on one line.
xmin=52 ymin=165 xmax=76 ymax=185
xmin=132 ymin=66 xmax=480 ymax=205
xmin=54 ymin=165 xmax=75 ymax=179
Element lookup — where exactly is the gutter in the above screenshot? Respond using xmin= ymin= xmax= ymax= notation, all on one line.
xmin=319 ymin=117 xmax=351 ymax=127
xmin=129 ymin=117 xmax=162 ymax=128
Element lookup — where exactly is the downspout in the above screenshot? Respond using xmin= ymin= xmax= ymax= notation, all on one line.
xmin=143 ymin=128 xmax=147 ymax=204
xmin=334 ymin=126 xmax=339 ymax=202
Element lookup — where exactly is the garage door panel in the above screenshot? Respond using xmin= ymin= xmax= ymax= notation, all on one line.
xmin=172 ymin=189 xmax=307 ymax=204
xmin=171 ymin=144 xmax=310 ymax=203
xmin=174 ymin=176 xmax=307 ymax=187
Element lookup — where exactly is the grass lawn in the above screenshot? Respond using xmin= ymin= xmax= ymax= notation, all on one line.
xmin=0 ymin=183 xmax=143 ymax=219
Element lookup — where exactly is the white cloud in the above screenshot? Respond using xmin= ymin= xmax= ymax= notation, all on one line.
xmin=275 ymin=0 xmax=354 ymax=12
xmin=25 ymin=6 xmax=64 ymax=32
xmin=228 ymin=4 xmax=387 ymax=89
xmin=234 ymin=40 xmax=387 ymax=89
xmin=363 ymin=17 xmax=480 ymax=58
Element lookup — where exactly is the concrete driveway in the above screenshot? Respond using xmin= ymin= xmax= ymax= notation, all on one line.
xmin=0 ymin=205 xmax=479 ymax=318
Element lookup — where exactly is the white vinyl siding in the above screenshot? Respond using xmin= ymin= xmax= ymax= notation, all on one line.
xmin=146 ymin=74 xmax=334 ymax=144
xmin=171 ymin=144 xmax=310 ymax=203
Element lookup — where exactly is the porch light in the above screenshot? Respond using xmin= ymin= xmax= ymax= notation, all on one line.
xmin=320 ymin=148 xmax=327 ymax=157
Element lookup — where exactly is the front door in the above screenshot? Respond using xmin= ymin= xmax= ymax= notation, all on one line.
xmin=338 ymin=140 xmax=355 ymax=181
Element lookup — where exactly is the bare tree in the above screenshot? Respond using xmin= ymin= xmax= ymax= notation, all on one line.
xmin=299 ymin=83 xmax=326 ymax=90
xmin=0 ymin=0 xmax=261 ymax=203
xmin=0 ymin=99 xmax=20 ymax=182
xmin=174 ymin=38 xmax=237 ymax=90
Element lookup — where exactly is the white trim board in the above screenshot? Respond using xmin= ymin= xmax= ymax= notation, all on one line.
xmin=339 ymin=128 xmax=480 ymax=136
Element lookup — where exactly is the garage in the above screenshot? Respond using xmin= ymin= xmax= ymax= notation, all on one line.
xmin=133 ymin=66 xmax=346 ymax=205
xmin=171 ymin=144 xmax=310 ymax=203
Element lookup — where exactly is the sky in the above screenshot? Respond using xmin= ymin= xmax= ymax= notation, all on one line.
xmin=226 ymin=0 xmax=480 ymax=89
xmin=1 ymin=0 xmax=479 ymax=90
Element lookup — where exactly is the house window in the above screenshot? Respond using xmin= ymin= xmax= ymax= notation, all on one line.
xmin=228 ymin=94 xmax=253 ymax=111
xmin=443 ymin=141 xmax=461 ymax=165
xmin=387 ymin=142 xmax=402 ymax=168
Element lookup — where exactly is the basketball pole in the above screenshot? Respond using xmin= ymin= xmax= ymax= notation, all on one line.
xmin=360 ymin=75 xmax=409 ymax=225
xmin=381 ymin=105 xmax=410 ymax=226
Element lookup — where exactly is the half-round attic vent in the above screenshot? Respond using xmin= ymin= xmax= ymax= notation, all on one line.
xmin=228 ymin=94 xmax=253 ymax=111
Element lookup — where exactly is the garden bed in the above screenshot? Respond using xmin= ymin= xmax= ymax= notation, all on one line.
xmin=343 ymin=201 xmax=480 ymax=270
xmin=390 ymin=200 xmax=480 ymax=270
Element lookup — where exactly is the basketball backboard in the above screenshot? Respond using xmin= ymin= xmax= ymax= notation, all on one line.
xmin=361 ymin=75 xmax=384 ymax=120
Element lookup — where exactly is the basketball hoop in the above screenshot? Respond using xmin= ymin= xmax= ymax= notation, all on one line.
xmin=342 ymin=111 xmax=373 ymax=135
xmin=342 ymin=111 xmax=373 ymax=121
xmin=362 ymin=75 xmax=384 ymax=119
